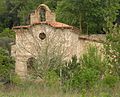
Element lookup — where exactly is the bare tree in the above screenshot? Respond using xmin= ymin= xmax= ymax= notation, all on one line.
xmin=14 ymin=25 xmax=70 ymax=80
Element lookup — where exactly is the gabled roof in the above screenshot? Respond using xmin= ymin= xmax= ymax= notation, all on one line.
xmin=12 ymin=21 xmax=73 ymax=29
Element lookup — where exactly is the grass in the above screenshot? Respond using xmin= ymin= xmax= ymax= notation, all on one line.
xmin=0 ymin=82 xmax=120 ymax=97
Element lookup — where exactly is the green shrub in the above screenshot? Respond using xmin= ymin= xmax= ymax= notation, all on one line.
xmin=60 ymin=55 xmax=80 ymax=90
xmin=80 ymin=45 xmax=106 ymax=73
xmin=45 ymin=70 xmax=60 ymax=88
xmin=103 ymin=74 xmax=119 ymax=88
xmin=10 ymin=73 xmax=22 ymax=86
xmin=73 ymin=46 xmax=104 ymax=89
xmin=0 ymin=47 xmax=14 ymax=80
xmin=0 ymin=28 xmax=15 ymax=39
xmin=61 ymin=46 xmax=105 ymax=91
xmin=61 ymin=55 xmax=80 ymax=82
xmin=0 ymin=28 xmax=15 ymax=53
xmin=100 ymin=93 xmax=112 ymax=97
xmin=71 ymin=68 xmax=99 ymax=90
xmin=104 ymin=23 xmax=120 ymax=76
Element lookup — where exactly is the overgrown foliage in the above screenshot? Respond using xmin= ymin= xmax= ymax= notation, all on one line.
xmin=104 ymin=23 xmax=120 ymax=76
xmin=0 ymin=28 xmax=15 ymax=82
xmin=26 ymin=45 xmax=119 ymax=92
xmin=0 ymin=48 xmax=14 ymax=80
xmin=61 ymin=46 xmax=107 ymax=91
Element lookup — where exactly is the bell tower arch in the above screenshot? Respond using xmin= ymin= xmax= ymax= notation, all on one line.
xmin=30 ymin=4 xmax=56 ymax=24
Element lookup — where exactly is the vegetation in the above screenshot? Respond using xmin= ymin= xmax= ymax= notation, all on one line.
xmin=56 ymin=0 xmax=120 ymax=33
xmin=0 ymin=45 xmax=120 ymax=97
xmin=0 ymin=0 xmax=120 ymax=96
xmin=105 ymin=23 xmax=120 ymax=76
xmin=0 ymin=82 xmax=120 ymax=97
xmin=0 ymin=0 xmax=120 ymax=33
xmin=0 ymin=47 xmax=14 ymax=81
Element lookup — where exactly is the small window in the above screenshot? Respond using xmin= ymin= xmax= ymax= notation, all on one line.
xmin=40 ymin=7 xmax=46 ymax=22
xmin=39 ymin=32 xmax=46 ymax=40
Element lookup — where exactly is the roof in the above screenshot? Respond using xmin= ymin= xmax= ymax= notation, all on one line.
xmin=47 ymin=21 xmax=73 ymax=28
xmin=12 ymin=21 xmax=73 ymax=29
xmin=79 ymin=34 xmax=106 ymax=43
xmin=13 ymin=25 xmax=31 ymax=29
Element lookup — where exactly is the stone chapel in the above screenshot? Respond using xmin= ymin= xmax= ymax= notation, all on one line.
xmin=11 ymin=4 xmax=105 ymax=78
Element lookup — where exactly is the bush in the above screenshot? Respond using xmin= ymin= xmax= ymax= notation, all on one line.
xmin=100 ymin=93 xmax=112 ymax=97
xmin=60 ymin=55 xmax=80 ymax=90
xmin=0 ymin=28 xmax=15 ymax=39
xmin=0 ymin=28 xmax=15 ymax=53
xmin=104 ymin=23 xmax=120 ymax=76
xmin=103 ymin=74 xmax=119 ymax=88
xmin=71 ymin=68 xmax=99 ymax=90
xmin=80 ymin=45 xmax=106 ymax=73
xmin=45 ymin=70 xmax=60 ymax=88
xmin=10 ymin=73 xmax=22 ymax=86
xmin=62 ymin=46 xmax=105 ymax=91
xmin=0 ymin=47 xmax=14 ymax=81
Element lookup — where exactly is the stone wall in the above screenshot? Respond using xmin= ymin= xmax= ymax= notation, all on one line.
xmin=12 ymin=25 xmax=76 ymax=77
xmin=12 ymin=24 xmax=104 ymax=78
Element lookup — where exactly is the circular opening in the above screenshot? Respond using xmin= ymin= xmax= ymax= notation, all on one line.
xmin=39 ymin=32 xmax=46 ymax=40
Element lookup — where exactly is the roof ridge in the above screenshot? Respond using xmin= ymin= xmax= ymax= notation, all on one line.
xmin=12 ymin=21 xmax=73 ymax=29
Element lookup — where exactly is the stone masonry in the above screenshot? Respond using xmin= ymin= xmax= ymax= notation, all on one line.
xmin=11 ymin=4 xmax=105 ymax=78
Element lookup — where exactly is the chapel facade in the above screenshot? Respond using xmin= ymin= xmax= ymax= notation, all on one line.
xmin=11 ymin=4 xmax=104 ymax=78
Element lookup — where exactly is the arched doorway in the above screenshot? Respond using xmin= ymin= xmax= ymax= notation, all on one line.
xmin=27 ymin=57 xmax=36 ymax=76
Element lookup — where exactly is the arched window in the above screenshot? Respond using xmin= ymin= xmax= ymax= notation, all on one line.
xmin=40 ymin=7 xmax=46 ymax=22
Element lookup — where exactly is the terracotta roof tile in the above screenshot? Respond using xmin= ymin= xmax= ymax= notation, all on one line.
xmin=13 ymin=22 xmax=73 ymax=29
xmin=12 ymin=25 xmax=31 ymax=29
xmin=47 ymin=22 xmax=72 ymax=28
